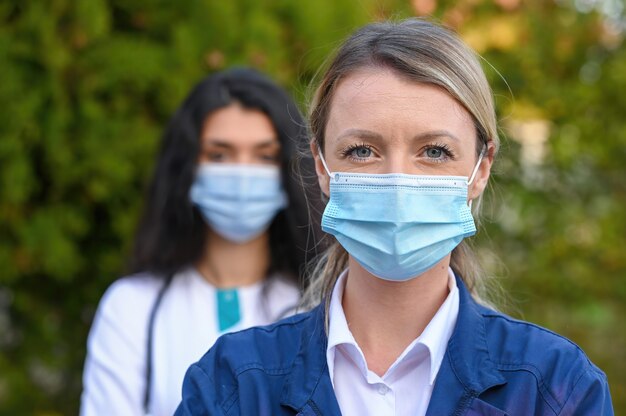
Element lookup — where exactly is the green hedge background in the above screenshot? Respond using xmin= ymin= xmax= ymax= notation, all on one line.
xmin=0 ymin=0 xmax=624 ymax=414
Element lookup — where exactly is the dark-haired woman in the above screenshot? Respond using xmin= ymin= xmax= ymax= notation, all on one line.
xmin=80 ymin=68 xmax=320 ymax=416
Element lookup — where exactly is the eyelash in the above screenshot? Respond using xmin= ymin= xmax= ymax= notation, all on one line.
xmin=339 ymin=141 xmax=456 ymax=163
xmin=341 ymin=142 xmax=374 ymax=161
xmin=424 ymin=142 xmax=456 ymax=162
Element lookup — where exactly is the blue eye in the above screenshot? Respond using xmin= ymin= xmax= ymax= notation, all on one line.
xmin=351 ymin=146 xmax=372 ymax=158
xmin=426 ymin=147 xmax=443 ymax=158
xmin=423 ymin=143 xmax=455 ymax=161
xmin=341 ymin=143 xmax=375 ymax=162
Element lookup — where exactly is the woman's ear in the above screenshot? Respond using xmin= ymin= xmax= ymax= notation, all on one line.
xmin=310 ymin=139 xmax=330 ymax=197
xmin=469 ymin=140 xmax=495 ymax=201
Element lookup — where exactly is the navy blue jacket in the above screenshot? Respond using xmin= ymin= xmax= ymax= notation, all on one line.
xmin=175 ymin=276 xmax=613 ymax=415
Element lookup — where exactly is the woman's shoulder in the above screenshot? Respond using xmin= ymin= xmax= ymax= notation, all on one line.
xmin=481 ymin=308 xmax=598 ymax=365
xmin=479 ymin=307 xmax=608 ymax=398
xmin=86 ymin=273 xmax=171 ymax=364
xmin=94 ymin=271 xmax=181 ymax=325
xmin=100 ymin=272 xmax=165 ymax=307
xmin=178 ymin=307 xmax=327 ymax=415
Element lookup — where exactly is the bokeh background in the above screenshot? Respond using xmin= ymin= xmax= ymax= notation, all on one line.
xmin=0 ymin=0 xmax=624 ymax=414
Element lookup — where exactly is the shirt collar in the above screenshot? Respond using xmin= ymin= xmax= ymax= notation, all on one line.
xmin=326 ymin=269 xmax=354 ymax=381
xmin=326 ymin=268 xmax=459 ymax=386
xmin=420 ymin=268 xmax=459 ymax=384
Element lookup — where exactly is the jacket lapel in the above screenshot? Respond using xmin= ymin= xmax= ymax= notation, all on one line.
xmin=426 ymin=275 xmax=507 ymax=415
xmin=280 ymin=304 xmax=342 ymax=415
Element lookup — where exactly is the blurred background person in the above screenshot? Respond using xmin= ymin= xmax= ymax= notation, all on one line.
xmin=80 ymin=67 xmax=320 ymax=416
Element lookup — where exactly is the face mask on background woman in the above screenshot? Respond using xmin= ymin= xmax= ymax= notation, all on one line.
xmin=190 ymin=163 xmax=288 ymax=243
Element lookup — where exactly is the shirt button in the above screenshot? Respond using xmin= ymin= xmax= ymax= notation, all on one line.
xmin=377 ymin=384 xmax=389 ymax=395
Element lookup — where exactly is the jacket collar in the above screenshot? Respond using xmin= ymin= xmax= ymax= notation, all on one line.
xmin=280 ymin=275 xmax=506 ymax=415
xmin=426 ymin=274 xmax=507 ymax=415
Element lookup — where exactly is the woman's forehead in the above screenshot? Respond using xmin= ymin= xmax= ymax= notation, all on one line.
xmin=200 ymin=104 xmax=279 ymax=146
xmin=326 ymin=68 xmax=474 ymax=141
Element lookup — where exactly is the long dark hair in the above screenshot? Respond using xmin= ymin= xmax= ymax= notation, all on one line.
xmin=129 ymin=68 xmax=321 ymax=287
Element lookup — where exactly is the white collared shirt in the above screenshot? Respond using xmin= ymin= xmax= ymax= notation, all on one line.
xmin=326 ymin=268 xmax=459 ymax=416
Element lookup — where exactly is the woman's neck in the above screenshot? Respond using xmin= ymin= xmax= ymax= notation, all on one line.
xmin=195 ymin=230 xmax=271 ymax=288
xmin=341 ymin=255 xmax=451 ymax=376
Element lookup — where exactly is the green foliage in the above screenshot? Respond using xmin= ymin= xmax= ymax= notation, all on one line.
xmin=0 ymin=0 xmax=624 ymax=413
xmin=448 ymin=0 xmax=626 ymax=408
xmin=0 ymin=1 xmax=377 ymax=414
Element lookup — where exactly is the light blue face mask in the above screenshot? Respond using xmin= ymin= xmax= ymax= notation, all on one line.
xmin=190 ymin=163 xmax=288 ymax=243
xmin=319 ymin=149 xmax=485 ymax=281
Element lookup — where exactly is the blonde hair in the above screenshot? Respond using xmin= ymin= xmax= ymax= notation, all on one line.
xmin=302 ymin=18 xmax=500 ymax=312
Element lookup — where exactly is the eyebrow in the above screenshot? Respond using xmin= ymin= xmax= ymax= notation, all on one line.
xmin=334 ymin=129 xmax=384 ymax=143
xmin=333 ymin=128 xmax=460 ymax=143
xmin=413 ymin=130 xmax=460 ymax=142
xmin=202 ymin=139 xmax=279 ymax=149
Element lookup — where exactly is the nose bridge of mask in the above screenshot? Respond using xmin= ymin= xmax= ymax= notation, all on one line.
xmin=197 ymin=163 xmax=282 ymax=199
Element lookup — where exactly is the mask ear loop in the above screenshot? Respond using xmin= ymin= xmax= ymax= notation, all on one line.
xmin=316 ymin=144 xmax=336 ymax=180
xmin=467 ymin=145 xmax=487 ymax=208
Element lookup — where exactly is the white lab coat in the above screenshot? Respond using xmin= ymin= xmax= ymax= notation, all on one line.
xmin=81 ymin=267 xmax=300 ymax=416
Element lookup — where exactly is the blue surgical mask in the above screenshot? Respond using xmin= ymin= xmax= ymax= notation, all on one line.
xmin=190 ymin=163 xmax=287 ymax=243
xmin=319 ymin=150 xmax=485 ymax=281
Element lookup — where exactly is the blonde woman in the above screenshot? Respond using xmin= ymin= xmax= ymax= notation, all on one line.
xmin=175 ymin=20 xmax=613 ymax=416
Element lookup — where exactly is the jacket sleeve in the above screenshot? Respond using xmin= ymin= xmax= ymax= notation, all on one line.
xmin=175 ymin=363 xmax=228 ymax=416
xmin=559 ymin=368 xmax=614 ymax=415
xmin=80 ymin=280 xmax=151 ymax=416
